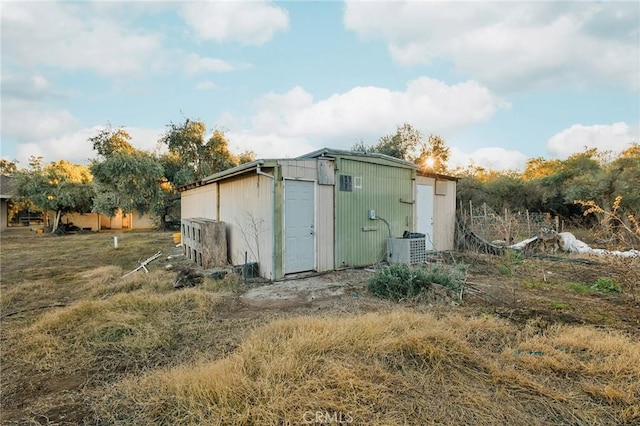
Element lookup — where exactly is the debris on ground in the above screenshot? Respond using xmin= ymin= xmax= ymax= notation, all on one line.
xmin=509 ymin=230 xmax=640 ymax=258
xmin=121 ymin=251 xmax=163 ymax=278
xmin=173 ymin=265 xmax=205 ymax=289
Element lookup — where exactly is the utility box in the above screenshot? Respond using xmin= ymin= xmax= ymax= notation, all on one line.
xmin=181 ymin=218 xmax=228 ymax=268
xmin=386 ymin=238 xmax=427 ymax=265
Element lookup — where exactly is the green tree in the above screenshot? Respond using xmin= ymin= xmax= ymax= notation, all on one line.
xmin=351 ymin=123 xmax=450 ymax=173
xmin=157 ymin=119 xmax=255 ymax=229
xmin=89 ymin=125 xmax=136 ymax=157
xmin=89 ymin=127 xmax=164 ymax=226
xmin=375 ymin=123 xmax=423 ymax=161
xmin=416 ymin=134 xmax=450 ymax=173
xmin=571 ymin=144 xmax=640 ymax=237
xmin=159 ymin=119 xmax=242 ymax=182
xmin=0 ymin=159 xmax=18 ymax=175
xmin=13 ymin=157 xmax=94 ymax=233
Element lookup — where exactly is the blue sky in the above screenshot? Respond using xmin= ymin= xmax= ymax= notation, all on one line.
xmin=1 ymin=1 xmax=639 ymax=171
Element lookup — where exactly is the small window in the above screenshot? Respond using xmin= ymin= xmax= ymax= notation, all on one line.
xmin=339 ymin=175 xmax=353 ymax=191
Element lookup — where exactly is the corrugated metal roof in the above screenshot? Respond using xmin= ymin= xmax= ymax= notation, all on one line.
xmin=298 ymin=147 xmax=418 ymax=169
xmin=418 ymin=171 xmax=459 ymax=181
xmin=178 ymin=147 xmax=431 ymax=192
xmin=178 ymin=160 xmax=272 ymax=192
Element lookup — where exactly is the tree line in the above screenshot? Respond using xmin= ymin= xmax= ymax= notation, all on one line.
xmin=5 ymin=120 xmax=638 ymax=242
xmin=6 ymin=119 xmax=254 ymax=232
xmin=351 ymin=123 xmax=640 ymax=244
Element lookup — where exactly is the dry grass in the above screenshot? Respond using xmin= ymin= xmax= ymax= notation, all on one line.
xmin=93 ymin=312 xmax=640 ymax=425
xmin=2 ymin=230 xmax=639 ymax=424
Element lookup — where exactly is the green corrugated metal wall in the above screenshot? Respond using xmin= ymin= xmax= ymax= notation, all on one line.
xmin=335 ymin=157 xmax=414 ymax=267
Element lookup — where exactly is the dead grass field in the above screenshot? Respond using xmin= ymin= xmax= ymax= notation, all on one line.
xmin=1 ymin=229 xmax=639 ymax=425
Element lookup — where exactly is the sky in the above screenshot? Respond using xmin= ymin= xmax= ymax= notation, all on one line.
xmin=1 ymin=0 xmax=639 ymax=171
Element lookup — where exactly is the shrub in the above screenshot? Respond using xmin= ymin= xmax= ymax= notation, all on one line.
xmin=591 ymin=278 xmax=622 ymax=293
xmin=368 ymin=263 xmax=465 ymax=301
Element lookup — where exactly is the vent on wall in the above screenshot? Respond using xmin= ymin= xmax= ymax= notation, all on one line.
xmin=435 ymin=180 xmax=448 ymax=196
xmin=339 ymin=174 xmax=353 ymax=191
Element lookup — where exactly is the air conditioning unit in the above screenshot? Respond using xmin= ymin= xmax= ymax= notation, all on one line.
xmin=386 ymin=238 xmax=427 ymax=265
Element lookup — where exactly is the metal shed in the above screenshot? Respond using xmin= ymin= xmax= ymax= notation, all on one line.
xmin=179 ymin=148 xmax=457 ymax=280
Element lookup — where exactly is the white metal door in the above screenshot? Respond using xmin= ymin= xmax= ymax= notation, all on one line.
xmin=416 ymin=184 xmax=435 ymax=250
xmin=284 ymin=180 xmax=315 ymax=273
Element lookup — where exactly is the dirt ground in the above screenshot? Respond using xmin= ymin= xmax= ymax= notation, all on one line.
xmin=236 ymin=253 xmax=640 ymax=335
xmin=1 ymin=229 xmax=639 ymax=424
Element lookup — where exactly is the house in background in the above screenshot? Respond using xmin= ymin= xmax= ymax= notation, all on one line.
xmin=179 ymin=148 xmax=457 ymax=280
xmin=54 ymin=210 xmax=155 ymax=231
xmin=1 ymin=175 xmax=14 ymax=230
xmin=0 ymin=174 xmax=155 ymax=231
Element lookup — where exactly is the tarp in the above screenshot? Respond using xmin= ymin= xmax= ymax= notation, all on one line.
xmin=508 ymin=232 xmax=640 ymax=258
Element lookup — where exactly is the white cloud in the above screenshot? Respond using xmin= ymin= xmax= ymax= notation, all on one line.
xmin=344 ymin=1 xmax=640 ymax=91
xmin=1 ymin=74 xmax=64 ymax=100
xmin=250 ymin=78 xmax=508 ymax=148
xmin=2 ymin=99 xmax=81 ymax=143
xmin=450 ymin=146 xmax=529 ymax=171
xmin=227 ymin=131 xmax=315 ymax=159
xmin=1 ymin=2 xmax=166 ymax=77
xmin=196 ymin=81 xmax=217 ymax=90
xmin=185 ymin=54 xmax=236 ymax=75
xmin=12 ymin=125 xmax=166 ymax=166
xmin=179 ymin=0 xmax=289 ymax=45
xmin=547 ymin=122 xmax=639 ymax=158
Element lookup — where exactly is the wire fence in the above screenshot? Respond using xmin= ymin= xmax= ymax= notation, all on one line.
xmin=459 ymin=201 xmax=565 ymax=244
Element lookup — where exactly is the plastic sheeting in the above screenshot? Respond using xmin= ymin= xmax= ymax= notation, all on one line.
xmin=508 ymin=232 xmax=639 ymax=258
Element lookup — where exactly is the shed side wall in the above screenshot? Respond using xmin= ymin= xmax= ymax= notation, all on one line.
xmin=181 ymin=185 xmax=217 ymax=220
xmin=219 ymin=175 xmax=274 ymax=280
xmin=335 ymin=159 xmax=414 ymax=267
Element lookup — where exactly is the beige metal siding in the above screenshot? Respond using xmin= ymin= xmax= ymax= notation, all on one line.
xmin=279 ymin=160 xmax=317 ymax=180
xmin=316 ymin=184 xmax=334 ymax=272
xmin=219 ymin=175 xmax=274 ymax=280
xmin=434 ymin=180 xmax=456 ymax=250
xmin=181 ymin=185 xmax=217 ymax=220
xmin=415 ymin=176 xmax=457 ymax=251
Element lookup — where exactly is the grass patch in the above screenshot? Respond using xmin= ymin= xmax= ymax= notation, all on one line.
xmin=569 ymin=282 xmax=594 ymax=294
xmin=498 ymin=264 xmax=512 ymax=276
xmin=551 ymin=302 xmax=572 ymax=310
xmin=569 ymin=278 xmax=622 ymax=294
xmin=92 ymin=312 xmax=640 ymax=425
xmin=10 ymin=287 xmax=224 ymax=383
xmin=203 ymin=272 xmax=245 ymax=293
